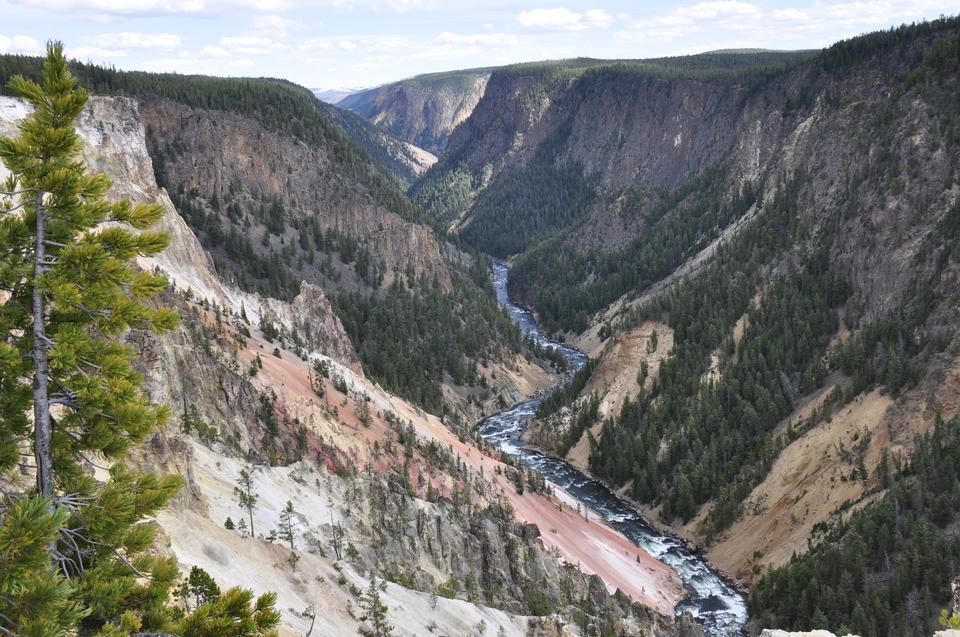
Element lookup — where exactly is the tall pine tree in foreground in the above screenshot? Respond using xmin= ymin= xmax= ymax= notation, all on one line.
xmin=0 ymin=42 xmax=280 ymax=636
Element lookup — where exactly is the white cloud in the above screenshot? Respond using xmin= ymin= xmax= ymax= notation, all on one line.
xmin=367 ymin=36 xmax=411 ymax=51
xmin=11 ymin=0 xmax=292 ymax=16
xmin=675 ymin=0 xmax=759 ymax=21
xmin=299 ymin=37 xmax=334 ymax=52
xmin=86 ymin=32 xmax=182 ymax=49
xmin=140 ymin=53 xmax=256 ymax=74
xmin=0 ymin=34 xmax=44 ymax=55
xmin=435 ymin=32 xmax=519 ymax=46
xmin=517 ymin=7 xmax=613 ymax=31
xmin=216 ymin=34 xmax=286 ymax=55
xmin=327 ymin=0 xmax=438 ymax=11
xmin=620 ymin=0 xmax=960 ymax=43
xmin=200 ymin=45 xmax=231 ymax=57
xmin=298 ymin=35 xmax=409 ymax=53
xmin=67 ymin=45 xmax=129 ymax=60
xmin=772 ymin=7 xmax=808 ymax=21
xmin=252 ymin=14 xmax=297 ymax=35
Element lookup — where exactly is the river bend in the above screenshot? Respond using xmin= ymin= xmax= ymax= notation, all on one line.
xmin=477 ymin=261 xmax=748 ymax=636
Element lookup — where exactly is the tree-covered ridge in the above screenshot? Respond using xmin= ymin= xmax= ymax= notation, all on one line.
xmin=586 ymin=178 xmax=851 ymax=535
xmin=456 ymin=115 xmax=598 ymax=257
xmin=340 ymin=66 xmax=494 ymax=115
xmin=156 ymin=174 xmax=386 ymax=301
xmin=0 ymin=55 xmax=422 ymax=224
xmin=495 ymin=49 xmax=815 ymax=81
xmin=338 ymin=66 xmax=494 ymax=157
xmin=750 ymin=414 xmax=960 ymax=637
xmin=563 ymin=103 xmax=960 ymax=540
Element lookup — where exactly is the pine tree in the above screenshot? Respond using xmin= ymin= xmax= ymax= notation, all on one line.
xmin=235 ymin=467 xmax=259 ymax=538
xmin=0 ymin=497 xmax=86 ymax=635
xmin=357 ymin=397 xmax=372 ymax=427
xmin=0 ymin=40 xmax=181 ymax=633
xmin=177 ymin=589 xmax=281 ymax=636
xmin=278 ymin=500 xmax=297 ymax=550
xmin=0 ymin=42 xmax=280 ymax=637
xmin=359 ymin=575 xmax=394 ymax=637
xmin=185 ymin=565 xmax=221 ymax=608
xmin=330 ymin=518 xmax=345 ymax=560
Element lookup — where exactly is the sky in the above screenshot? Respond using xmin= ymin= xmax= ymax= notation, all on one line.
xmin=2 ymin=0 xmax=959 ymax=89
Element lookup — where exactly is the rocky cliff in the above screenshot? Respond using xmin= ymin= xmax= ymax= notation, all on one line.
xmin=340 ymin=68 xmax=491 ymax=155
xmin=1 ymin=92 xmax=702 ymax=636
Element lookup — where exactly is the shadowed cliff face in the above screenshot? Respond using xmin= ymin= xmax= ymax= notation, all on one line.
xmin=340 ymin=70 xmax=491 ymax=156
xmin=417 ymin=27 xmax=959 ymax=332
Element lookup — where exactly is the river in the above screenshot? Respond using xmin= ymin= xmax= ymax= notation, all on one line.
xmin=477 ymin=261 xmax=748 ymax=636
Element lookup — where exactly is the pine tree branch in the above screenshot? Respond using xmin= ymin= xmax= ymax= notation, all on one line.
xmin=36 ymin=334 xmax=55 ymax=348
xmin=75 ymin=305 xmax=111 ymax=319
xmin=54 ymin=493 xmax=97 ymax=509
xmin=0 ymin=202 xmax=29 ymax=214
xmin=0 ymin=618 xmax=21 ymax=637
xmin=113 ymin=550 xmax=149 ymax=578
xmin=52 ymin=547 xmax=81 ymax=578
xmin=49 ymin=397 xmax=79 ymax=409
xmin=76 ymin=451 xmax=111 ymax=471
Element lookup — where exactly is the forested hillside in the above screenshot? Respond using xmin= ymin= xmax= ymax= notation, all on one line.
xmin=0 ymin=57 xmax=422 ymax=209
xmin=750 ymin=414 xmax=960 ymax=637
xmin=412 ymin=17 xmax=960 ymax=635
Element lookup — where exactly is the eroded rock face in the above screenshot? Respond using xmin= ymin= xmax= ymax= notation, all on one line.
xmin=340 ymin=71 xmax=490 ymax=155
xmin=318 ymin=99 xmax=437 ymax=187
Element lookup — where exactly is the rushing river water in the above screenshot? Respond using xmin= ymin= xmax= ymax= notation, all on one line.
xmin=477 ymin=261 xmax=748 ymax=636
